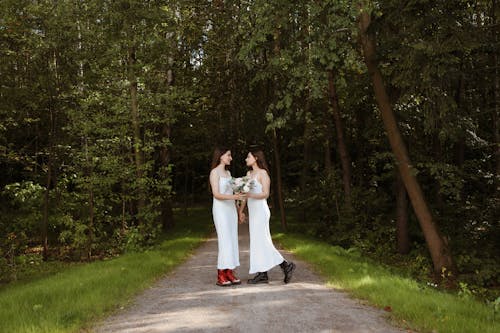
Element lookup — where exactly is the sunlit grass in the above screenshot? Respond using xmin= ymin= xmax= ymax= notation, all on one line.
xmin=273 ymin=232 xmax=499 ymax=333
xmin=0 ymin=208 xmax=213 ymax=333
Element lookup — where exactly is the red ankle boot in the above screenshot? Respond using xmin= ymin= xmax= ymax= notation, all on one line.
xmin=224 ymin=269 xmax=241 ymax=285
xmin=216 ymin=269 xmax=231 ymax=287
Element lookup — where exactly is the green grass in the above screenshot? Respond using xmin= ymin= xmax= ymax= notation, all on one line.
xmin=273 ymin=232 xmax=500 ymax=333
xmin=3 ymin=206 xmax=497 ymax=333
xmin=0 ymin=207 xmax=213 ymax=333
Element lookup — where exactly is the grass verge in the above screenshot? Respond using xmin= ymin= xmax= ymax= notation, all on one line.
xmin=0 ymin=207 xmax=213 ymax=333
xmin=273 ymin=232 xmax=499 ymax=333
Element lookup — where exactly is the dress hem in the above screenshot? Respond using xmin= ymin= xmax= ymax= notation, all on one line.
xmin=217 ymin=264 xmax=240 ymax=270
xmin=248 ymin=258 xmax=283 ymax=274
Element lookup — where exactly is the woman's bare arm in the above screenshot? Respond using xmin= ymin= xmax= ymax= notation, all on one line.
xmin=210 ymin=169 xmax=244 ymax=201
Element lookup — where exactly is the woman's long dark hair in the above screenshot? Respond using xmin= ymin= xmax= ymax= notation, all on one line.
xmin=211 ymin=146 xmax=230 ymax=170
xmin=249 ymin=148 xmax=270 ymax=175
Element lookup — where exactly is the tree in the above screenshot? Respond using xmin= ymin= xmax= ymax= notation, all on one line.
xmin=358 ymin=4 xmax=455 ymax=276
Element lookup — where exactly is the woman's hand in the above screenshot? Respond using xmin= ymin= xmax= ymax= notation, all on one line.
xmin=234 ymin=193 xmax=247 ymax=201
xmin=238 ymin=212 xmax=246 ymax=224
xmin=246 ymin=192 xmax=263 ymax=199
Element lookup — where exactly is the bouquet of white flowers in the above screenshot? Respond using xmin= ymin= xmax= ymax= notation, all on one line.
xmin=229 ymin=176 xmax=255 ymax=194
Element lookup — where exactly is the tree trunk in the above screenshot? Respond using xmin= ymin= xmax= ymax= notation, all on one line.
xmin=272 ymin=129 xmax=287 ymax=230
xmin=184 ymin=157 xmax=190 ymax=214
xmin=433 ymin=133 xmax=444 ymax=211
xmin=328 ymin=69 xmax=352 ymax=207
xmin=354 ymin=104 xmax=368 ymax=187
xmin=84 ymin=137 xmax=94 ymax=261
xmin=42 ymin=153 xmax=51 ymax=261
xmin=269 ymin=29 xmax=287 ymax=229
xmin=300 ymin=102 xmax=312 ymax=223
xmin=122 ymin=197 xmax=126 ymax=234
xmin=323 ymin=91 xmax=334 ymax=174
xmin=455 ymin=67 xmax=466 ymax=202
xmin=128 ymin=46 xmax=145 ymax=224
xmin=396 ymin=172 xmax=410 ymax=254
xmin=325 ymin=138 xmax=332 ymax=174
xmin=358 ymin=9 xmax=455 ymax=277
xmin=87 ymin=186 xmax=94 ymax=260
xmin=492 ymin=0 xmax=500 ymax=182
xmin=160 ymin=190 xmax=174 ymax=230
xmin=159 ymin=63 xmax=175 ymax=230
xmin=159 ymin=123 xmax=174 ymax=230
xmin=41 ymin=45 xmax=60 ymax=261
xmin=300 ymin=109 xmax=312 ymax=195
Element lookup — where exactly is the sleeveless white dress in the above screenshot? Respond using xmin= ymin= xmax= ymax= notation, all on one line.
xmin=247 ymin=178 xmax=284 ymax=274
xmin=212 ymin=174 xmax=240 ymax=270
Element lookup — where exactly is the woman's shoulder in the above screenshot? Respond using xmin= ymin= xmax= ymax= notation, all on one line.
xmin=210 ymin=168 xmax=219 ymax=178
xmin=255 ymin=169 xmax=269 ymax=182
xmin=259 ymin=169 xmax=269 ymax=177
xmin=211 ymin=167 xmax=230 ymax=178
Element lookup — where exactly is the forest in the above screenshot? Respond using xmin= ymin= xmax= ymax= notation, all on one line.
xmin=0 ymin=0 xmax=498 ymax=303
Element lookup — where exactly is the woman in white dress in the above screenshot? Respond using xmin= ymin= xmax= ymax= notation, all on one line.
xmin=209 ymin=146 xmax=246 ymax=286
xmin=238 ymin=149 xmax=296 ymax=284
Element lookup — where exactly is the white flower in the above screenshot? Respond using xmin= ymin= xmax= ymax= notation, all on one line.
xmin=229 ymin=176 xmax=254 ymax=194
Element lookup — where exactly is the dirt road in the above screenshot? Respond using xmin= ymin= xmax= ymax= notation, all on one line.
xmin=94 ymin=223 xmax=405 ymax=333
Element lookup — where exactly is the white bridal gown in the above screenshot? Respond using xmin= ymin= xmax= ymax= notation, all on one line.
xmin=247 ymin=177 xmax=284 ymax=274
xmin=212 ymin=173 xmax=240 ymax=269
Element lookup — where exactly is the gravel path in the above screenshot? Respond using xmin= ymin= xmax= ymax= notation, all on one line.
xmin=93 ymin=223 xmax=406 ymax=333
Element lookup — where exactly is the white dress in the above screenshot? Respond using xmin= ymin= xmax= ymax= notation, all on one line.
xmin=247 ymin=178 xmax=284 ymax=274
xmin=212 ymin=173 xmax=240 ymax=270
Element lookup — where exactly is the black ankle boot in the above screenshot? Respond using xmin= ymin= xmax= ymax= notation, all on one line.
xmin=280 ymin=260 xmax=296 ymax=284
xmin=247 ymin=272 xmax=269 ymax=284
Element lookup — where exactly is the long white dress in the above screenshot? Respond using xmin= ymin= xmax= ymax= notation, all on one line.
xmin=212 ymin=174 xmax=240 ymax=270
xmin=247 ymin=178 xmax=284 ymax=274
